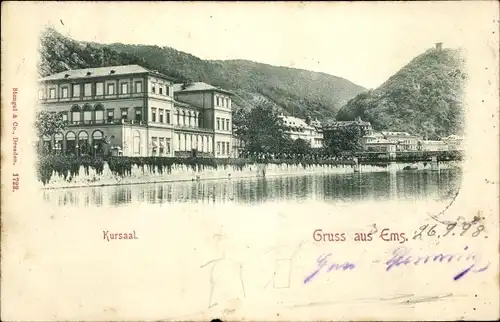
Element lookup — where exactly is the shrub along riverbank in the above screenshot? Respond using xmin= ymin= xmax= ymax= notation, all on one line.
xmin=36 ymin=151 xmax=463 ymax=185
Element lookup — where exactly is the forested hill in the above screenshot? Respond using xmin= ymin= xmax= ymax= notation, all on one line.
xmin=336 ymin=46 xmax=467 ymax=139
xmin=38 ymin=28 xmax=366 ymax=120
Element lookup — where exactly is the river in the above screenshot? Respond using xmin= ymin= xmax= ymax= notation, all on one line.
xmin=42 ymin=168 xmax=462 ymax=207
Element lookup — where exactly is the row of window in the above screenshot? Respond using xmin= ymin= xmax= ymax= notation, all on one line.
xmin=151 ymin=83 xmax=171 ymax=96
xmin=151 ymin=137 xmax=172 ymax=155
xmin=215 ymin=95 xmax=230 ymax=109
xmin=216 ymin=117 xmax=231 ymax=131
xmin=176 ymin=133 xmax=213 ymax=153
xmin=216 ymin=142 xmax=231 ymax=156
xmin=151 ymin=108 xmax=171 ymax=124
xmin=41 ymin=81 xmax=144 ymax=100
xmin=62 ymin=105 xmax=143 ymax=123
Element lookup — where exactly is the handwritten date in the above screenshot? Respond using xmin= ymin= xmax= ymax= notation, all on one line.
xmin=413 ymin=217 xmax=486 ymax=240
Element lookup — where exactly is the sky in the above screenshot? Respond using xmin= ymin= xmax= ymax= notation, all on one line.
xmin=13 ymin=2 xmax=500 ymax=89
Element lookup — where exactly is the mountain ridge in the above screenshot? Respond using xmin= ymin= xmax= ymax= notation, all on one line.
xmin=39 ymin=28 xmax=366 ymax=120
xmin=336 ymin=46 xmax=466 ymax=139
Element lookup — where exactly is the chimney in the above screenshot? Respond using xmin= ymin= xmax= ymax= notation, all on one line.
xmin=435 ymin=42 xmax=443 ymax=51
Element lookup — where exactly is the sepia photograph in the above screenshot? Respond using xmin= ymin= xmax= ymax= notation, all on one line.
xmin=1 ymin=1 xmax=499 ymax=321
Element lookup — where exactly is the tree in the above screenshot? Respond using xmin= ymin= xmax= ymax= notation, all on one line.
xmin=235 ymin=101 xmax=291 ymax=155
xmin=34 ymin=110 xmax=66 ymax=138
xmin=289 ymin=138 xmax=311 ymax=156
xmin=324 ymin=124 xmax=366 ymax=156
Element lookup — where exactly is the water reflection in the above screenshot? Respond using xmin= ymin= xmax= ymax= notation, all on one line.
xmin=42 ymin=169 xmax=462 ymax=208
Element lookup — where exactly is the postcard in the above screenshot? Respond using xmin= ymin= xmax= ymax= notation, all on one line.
xmin=1 ymin=1 xmax=499 ymax=321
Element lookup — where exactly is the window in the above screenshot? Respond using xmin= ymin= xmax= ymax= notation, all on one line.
xmin=226 ymin=119 xmax=230 ymax=131
xmin=226 ymin=98 xmax=229 ymax=108
xmin=71 ymin=105 xmax=81 ymax=123
xmin=152 ymin=108 xmax=157 ymax=122
xmin=61 ymin=87 xmax=69 ymax=98
xmin=107 ymin=83 xmax=115 ymax=95
xmin=133 ymin=131 xmax=140 ymax=155
xmin=222 ymin=142 xmax=225 ymax=155
xmin=152 ymin=137 xmax=158 ymax=154
xmin=135 ymin=81 xmax=142 ymax=93
xmin=121 ymin=109 xmax=128 ymax=120
xmin=166 ymin=111 xmax=170 ymax=124
xmin=166 ymin=86 xmax=170 ymax=96
xmin=159 ymin=109 xmax=164 ymax=123
xmin=217 ymin=142 xmax=221 ymax=155
xmin=84 ymin=83 xmax=92 ymax=96
xmin=159 ymin=86 xmax=163 ymax=95
xmin=151 ymin=83 xmax=156 ymax=93
xmin=121 ymin=83 xmax=128 ymax=94
xmin=96 ymin=82 xmax=104 ymax=96
xmin=62 ymin=113 xmax=68 ymax=122
xmin=159 ymin=138 xmax=165 ymax=154
xmin=83 ymin=105 xmax=92 ymax=124
xmin=95 ymin=105 xmax=104 ymax=123
xmin=221 ymin=119 xmax=225 ymax=130
xmin=176 ymin=111 xmax=180 ymax=125
xmin=135 ymin=108 xmax=142 ymax=122
xmin=72 ymin=84 xmax=80 ymax=97
xmin=216 ymin=118 xmax=220 ymax=130
xmin=49 ymin=88 xmax=56 ymax=99
xmin=227 ymin=142 xmax=231 ymax=155
xmin=166 ymin=138 xmax=171 ymax=153
xmin=216 ymin=97 xmax=220 ymax=106
xmin=107 ymin=109 xmax=114 ymax=122
xmin=182 ymin=111 xmax=186 ymax=125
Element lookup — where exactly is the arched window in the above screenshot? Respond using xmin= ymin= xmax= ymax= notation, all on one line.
xmin=83 ymin=104 xmax=93 ymax=124
xmin=133 ymin=130 xmax=141 ymax=155
xmin=66 ymin=131 xmax=76 ymax=155
xmin=71 ymin=105 xmax=81 ymax=124
xmin=94 ymin=104 xmax=104 ymax=124
xmin=92 ymin=130 xmax=104 ymax=156
xmin=78 ymin=131 xmax=89 ymax=155
xmin=176 ymin=110 xmax=180 ymax=125
xmin=194 ymin=113 xmax=198 ymax=128
xmin=182 ymin=110 xmax=186 ymax=126
xmin=187 ymin=111 xmax=192 ymax=127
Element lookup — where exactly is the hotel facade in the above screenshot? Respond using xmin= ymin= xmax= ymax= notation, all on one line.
xmin=37 ymin=65 xmax=233 ymax=158
xmin=278 ymin=114 xmax=324 ymax=148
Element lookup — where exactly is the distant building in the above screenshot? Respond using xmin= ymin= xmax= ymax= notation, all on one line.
xmin=380 ymin=131 xmax=421 ymax=151
xmin=362 ymin=133 xmax=397 ymax=152
xmin=420 ymin=140 xmax=448 ymax=152
xmin=323 ymin=117 xmax=373 ymax=134
xmin=441 ymin=135 xmax=464 ymax=151
xmin=278 ymin=114 xmax=324 ymax=148
xmin=37 ymin=65 xmax=233 ymax=158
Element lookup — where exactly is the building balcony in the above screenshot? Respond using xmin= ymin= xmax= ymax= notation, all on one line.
xmin=38 ymin=92 xmax=147 ymax=104
xmin=65 ymin=118 xmax=147 ymax=127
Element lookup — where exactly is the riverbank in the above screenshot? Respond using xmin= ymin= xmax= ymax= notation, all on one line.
xmin=39 ymin=160 xmax=462 ymax=190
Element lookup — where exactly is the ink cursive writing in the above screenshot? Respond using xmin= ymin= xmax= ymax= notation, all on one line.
xmin=303 ymin=253 xmax=356 ymax=284
xmin=385 ymin=246 xmax=490 ymax=280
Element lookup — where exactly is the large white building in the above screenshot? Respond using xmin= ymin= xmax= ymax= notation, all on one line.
xmin=37 ymin=65 xmax=233 ymax=158
xmin=278 ymin=114 xmax=324 ymax=148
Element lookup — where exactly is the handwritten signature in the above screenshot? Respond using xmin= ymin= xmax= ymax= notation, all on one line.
xmin=304 ymin=246 xmax=490 ymax=284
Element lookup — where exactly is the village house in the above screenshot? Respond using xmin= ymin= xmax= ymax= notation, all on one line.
xmin=37 ymin=65 xmax=233 ymax=158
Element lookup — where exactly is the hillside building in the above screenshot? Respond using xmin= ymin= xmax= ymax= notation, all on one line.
xmin=37 ymin=65 xmax=233 ymax=158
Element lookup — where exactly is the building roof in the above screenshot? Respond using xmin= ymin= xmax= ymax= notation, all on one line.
xmin=365 ymin=139 xmax=392 ymax=144
xmin=324 ymin=117 xmax=371 ymax=128
xmin=279 ymin=115 xmax=314 ymax=129
xmin=40 ymin=65 xmax=173 ymax=81
xmin=173 ymin=82 xmax=232 ymax=95
xmin=381 ymin=131 xmax=413 ymax=137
